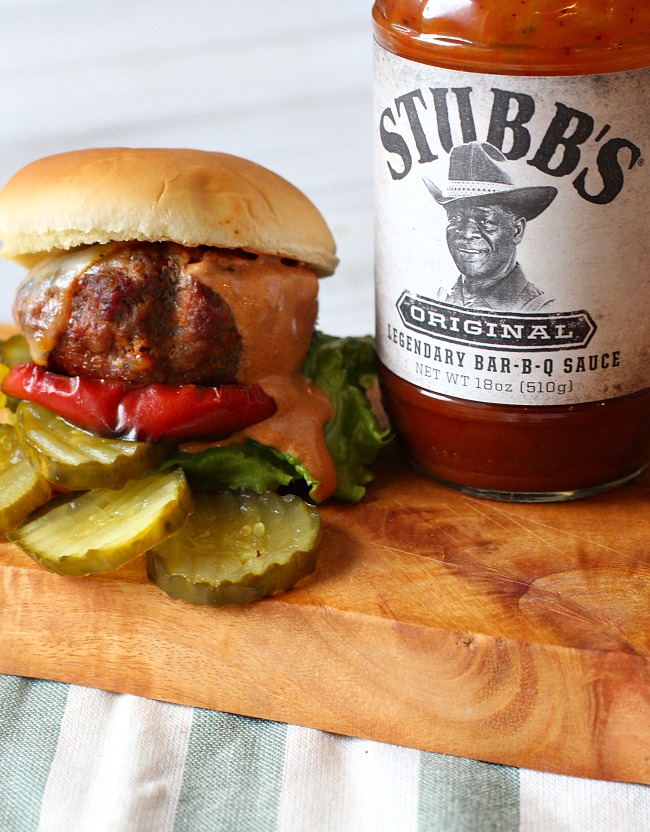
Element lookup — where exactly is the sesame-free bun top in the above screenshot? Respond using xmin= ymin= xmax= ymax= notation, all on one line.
xmin=0 ymin=147 xmax=338 ymax=275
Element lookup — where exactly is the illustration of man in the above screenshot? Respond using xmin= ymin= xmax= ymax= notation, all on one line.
xmin=424 ymin=142 xmax=558 ymax=312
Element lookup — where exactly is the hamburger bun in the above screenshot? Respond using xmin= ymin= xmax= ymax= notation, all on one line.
xmin=0 ymin=147 xmax=338 ymax=275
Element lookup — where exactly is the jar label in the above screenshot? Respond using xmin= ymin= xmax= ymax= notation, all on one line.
xmin=374 ymin=46 xmax=650 ymax=405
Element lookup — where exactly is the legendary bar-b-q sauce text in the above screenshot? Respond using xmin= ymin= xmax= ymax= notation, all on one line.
xmin=373 ymin=0 xmax=650 ymax=501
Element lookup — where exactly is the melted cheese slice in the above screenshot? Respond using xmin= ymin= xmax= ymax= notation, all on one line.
xmin=14 ymin=244 xmax=113 ymax=365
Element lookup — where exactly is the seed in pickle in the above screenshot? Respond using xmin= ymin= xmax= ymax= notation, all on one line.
xmin=9 ymin=468 xmax=192 ymax=576
xmin=0 ymin=423 xmax=51 ymax=533
xmin=147 ymin=489 xmax=322 ymax=606
xmin=16 ymin=401 xmax=165 ymax=491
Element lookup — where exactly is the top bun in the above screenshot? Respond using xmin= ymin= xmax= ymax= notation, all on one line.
xmin=0 ymin=147 xmax=338 ymax=276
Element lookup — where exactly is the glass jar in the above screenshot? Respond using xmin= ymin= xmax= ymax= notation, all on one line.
xmin=373 ymin=0 xmax=650 ymax=501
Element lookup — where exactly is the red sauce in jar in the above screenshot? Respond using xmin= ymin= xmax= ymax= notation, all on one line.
xmin=373 ymin=0 xmax=650 ymax=500
xmin=373 ymin=1 xmax=650 ymax=75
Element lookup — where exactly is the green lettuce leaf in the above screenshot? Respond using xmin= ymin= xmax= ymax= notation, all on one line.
xmin=161 ymin=440 xmax=318 ymax=496
xmin=164 ymin=332 xmax=391 ymax=503
xmin=302 ymin=332 xmax=392 ymax=502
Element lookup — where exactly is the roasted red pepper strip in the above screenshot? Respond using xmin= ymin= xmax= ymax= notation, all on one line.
xmin=3 ymin=363 xmax=277 ymax=443
xmin=3 ymin=364 xmax=126 ymax=434
xmin=116 ymin=383 xmax=277 ymax=443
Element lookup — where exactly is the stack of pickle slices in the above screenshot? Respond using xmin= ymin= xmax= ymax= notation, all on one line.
xmin=0 ymin=336 xmax=321 ymax=607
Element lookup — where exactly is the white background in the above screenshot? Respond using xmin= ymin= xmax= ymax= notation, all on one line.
xmin=0 ymin=0 xmax=374 ymax=335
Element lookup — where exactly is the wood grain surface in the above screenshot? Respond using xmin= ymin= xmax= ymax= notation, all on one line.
xmin=1 ymin=445 xmax=648 ymax=785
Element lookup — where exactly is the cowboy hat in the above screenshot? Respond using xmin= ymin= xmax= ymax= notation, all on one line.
xmin=423 ymin=141 xmax=557 ymax=221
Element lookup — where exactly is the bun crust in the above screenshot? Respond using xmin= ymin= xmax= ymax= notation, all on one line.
xmin=0 ymin=148 xmax=338 ymax=275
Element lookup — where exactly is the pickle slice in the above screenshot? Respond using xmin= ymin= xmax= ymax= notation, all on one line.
xmin=0 ymin=424 xmax=52 ymax=533
xmin=0 ymin=362 xmax=9 ymax=410
xmin=0 ymin=335 xmax=29 ymax=411
xmin=16 ymin=401 xmax=165 ymax=491
xmin=9 ymin=468 xmax=192 ymax=576
xmin=0 ymin=334 xmax=31 ymax=368
xmin=147 ymin=489 xmax=321 ymax=606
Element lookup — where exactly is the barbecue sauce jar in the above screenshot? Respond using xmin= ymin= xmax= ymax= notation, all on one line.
xmin=373 ymin=1 xmax=650 ymax=501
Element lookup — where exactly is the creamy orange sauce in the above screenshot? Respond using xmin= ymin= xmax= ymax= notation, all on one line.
xmin=186 ymin=251 xmax=337 ymax=499
xmin=187 ymin=251 xmax=319 ymax=382
xmin=238 ymin=374 xmax=335 ymax=501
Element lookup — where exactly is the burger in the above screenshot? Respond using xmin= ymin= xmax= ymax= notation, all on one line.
xmin=0 ymin=148 xmax=388 ymax=598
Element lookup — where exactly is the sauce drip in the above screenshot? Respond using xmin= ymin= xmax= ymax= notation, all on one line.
xmin=236 ymin=374 xmax=336 ymax=502
xmin=188 ymin=250 xmax=336 ymax=499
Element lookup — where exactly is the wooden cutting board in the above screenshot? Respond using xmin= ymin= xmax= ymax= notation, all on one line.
xmin=1 ymin=444 xmax=648 ymax=785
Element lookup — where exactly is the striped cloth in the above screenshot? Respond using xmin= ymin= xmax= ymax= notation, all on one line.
xmin=1 ymin=676 xmax=648 ymax=831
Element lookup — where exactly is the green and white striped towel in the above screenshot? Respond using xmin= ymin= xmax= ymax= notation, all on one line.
xmin=0 ymin=676 xmax=648 ymax=832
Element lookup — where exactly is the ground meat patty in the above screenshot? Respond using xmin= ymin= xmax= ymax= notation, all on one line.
xmin=47 ymin=242 xmax=243 ymax=386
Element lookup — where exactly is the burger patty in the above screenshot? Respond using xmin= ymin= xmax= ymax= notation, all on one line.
xmin=46 ymin=242 xmax=243 ymax=386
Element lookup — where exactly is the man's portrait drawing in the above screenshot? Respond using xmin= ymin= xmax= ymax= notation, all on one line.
xmin=424 ymin=142 xmax=558 ymax=312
